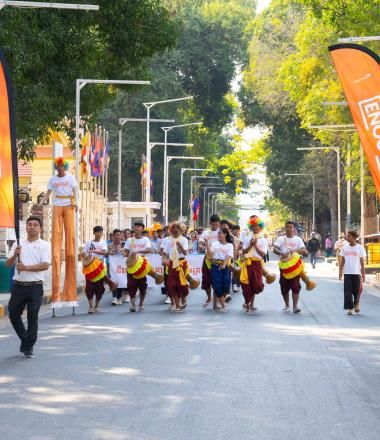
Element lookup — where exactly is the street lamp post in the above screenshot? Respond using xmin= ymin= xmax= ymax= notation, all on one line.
xmin=76 ymin=79 xmax=150 ymax=243
xmin=0 ymin=1 xmax=99 ymax=9
xmin=285 ymin=173 xmax=316 ymax=231
xmin=117 ymin=118 xmax=174 ymax=229
xmin=298 ymin=146 xmax=342 ymax=236
xmin=161 ymin=122 xmax=202 ymax=224
xmin=207 ymin=192 xmax=220 ymax=220
xmin=202 ymin=185 xmax=224 ymax=226
xmin=143 ymin=96 xmax=193 ymax=226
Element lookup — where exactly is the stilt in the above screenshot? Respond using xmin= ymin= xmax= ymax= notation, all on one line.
xmin=72 ymin=306 xmax=75 ymax=316
xmin=52 ymin=308 xmax=56 ymax=318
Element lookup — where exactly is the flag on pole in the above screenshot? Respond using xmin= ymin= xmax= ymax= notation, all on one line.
xmin=90 ymin=130 xmax=96 ymax=176
xmin=140 ymin=155 xmax=147 ymax=189
xmin=0 ymin=49 xmax=19 ymax=231
xmin=329 ymin=43 xmax=380 ymax=197
xmin=192 ymin=197 xmax=200 ymax=221
xmin=80 ymin=129 xmax=90 ymax=178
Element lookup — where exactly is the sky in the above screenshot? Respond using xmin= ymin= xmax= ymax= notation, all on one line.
xmin=256 ymin=0 xmax=271 ymax=13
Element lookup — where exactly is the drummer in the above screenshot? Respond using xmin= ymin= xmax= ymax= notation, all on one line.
xmin=124 ymin=222 xmax=152 ymax=312
xmin=273 ymin=221 xmax=308 ymax=313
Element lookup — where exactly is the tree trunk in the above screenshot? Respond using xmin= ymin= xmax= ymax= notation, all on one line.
xmin=364 ymin=192 xmax=378 ymax=235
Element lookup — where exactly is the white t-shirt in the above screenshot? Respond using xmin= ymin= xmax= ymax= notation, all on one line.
xmin=163 ymin=236 xmax=189 ymax=260
xmin=160 ymin=236 xmax=170 ymax=251
xmin=211 ymin=241 xmax=234 ymax=261
xmin=274 ymin=235 xmax=305 ymax=255
xmin=199 ymin=229 xmax=219 ymax=245
xmin=340 ymin=243 xmax=366 ymax=275
xmin=243 ymin=234 xmax=268 ymax=259
xmin=125 ymin=237 xmax=151 ymax=255
xmin=47 ymin=174 xmax=78 ymax=206
xmin=10 ymin=239 xmax=51 ymax=282
xmin=83 ymin=240 xmax=108 ymax=261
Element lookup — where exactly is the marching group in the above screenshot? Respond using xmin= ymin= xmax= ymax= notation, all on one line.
xmin=4 ymin=157 xmax=367 ymax=358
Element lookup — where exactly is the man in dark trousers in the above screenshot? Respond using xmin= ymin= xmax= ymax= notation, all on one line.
xmin=307 ymin=232 xmax=320 ymax=269
xmin=6 ymin=217 xmax=51 ymax=358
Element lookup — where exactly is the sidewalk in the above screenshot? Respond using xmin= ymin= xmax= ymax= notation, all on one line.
xmin=0 ymin=264 xmax=85 ymax=318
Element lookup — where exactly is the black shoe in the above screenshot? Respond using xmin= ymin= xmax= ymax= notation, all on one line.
xmin=225 ymin=294 xmax=232 ymax=303
xmin=24 ymin=350 xmax=34 ymax=358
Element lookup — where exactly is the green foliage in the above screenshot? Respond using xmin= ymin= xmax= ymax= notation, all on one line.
xmin=0 ymin=0 xmax=178 ymax=160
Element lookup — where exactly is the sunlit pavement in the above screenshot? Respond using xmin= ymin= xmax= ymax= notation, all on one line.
xmin=1 ymin=258 xmax=380 ymax=440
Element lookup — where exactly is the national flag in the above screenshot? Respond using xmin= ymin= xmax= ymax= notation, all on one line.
xmin=80 ymin=129 xmax=89 ymax=178
xmin=192 ymin=197 xmax=200 ymax=221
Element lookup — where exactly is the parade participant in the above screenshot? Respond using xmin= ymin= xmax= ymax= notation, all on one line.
xmin=339 ymin=230 xmax=366 ymax=315
xmin=82 ymin=226 xmax=117 ymax=313
xmin=125 ymin=222 xmax=152 ymax=312
xmin=198 ymin=214 xmax=220 ymax=308
xmin=39 ymin=157 xmax=78 ymax=310
xmin=108 ymin=229 xmax=128 ymax=306
xmin=231 ymin=224 xmax=241 ymax=292
xmin=6 ymin=217 xmax=50 ymax=358
xmin=307 ymin=232 xmax=321 ymax=269
xmin=163 ymin=222 xmax=190 ymax=312
xmin=206 ymin=227 xmax=234 ymax=312
xmin=160 ymin=234 xmax=171 ymax=304
xmin=335 ymin=233 xmax=347 ymax=268
xmin=274 ymin=221 xmax=314 ymax=313
xmin=151 ymin=230 xmax=162 ymax=254
xmin=240 ymin=216 xmax=268 ymax=313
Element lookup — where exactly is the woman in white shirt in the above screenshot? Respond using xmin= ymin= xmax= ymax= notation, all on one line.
xmin=163 ymin=222 xmax=189 ymax=312
xmin=339 ymin=230 xmax=366 ymax=315
xmin=206 ymin=227 xmax=234 ymax=312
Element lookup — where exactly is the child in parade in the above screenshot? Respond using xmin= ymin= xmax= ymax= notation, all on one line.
xmin=339 ymin=230 xmax=366 ymax=315
xmin=206 ymin=227 xmax=234 ymax=312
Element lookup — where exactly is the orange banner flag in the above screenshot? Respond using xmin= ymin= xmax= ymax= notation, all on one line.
xmin=329 ymin=43 xmax=380 ymax=197
xmin=0 ymin=50 xmax=18 ymax=230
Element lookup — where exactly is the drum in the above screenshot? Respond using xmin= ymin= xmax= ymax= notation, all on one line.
xmin=127 ymin=255 xmax=152 ymax=279
xmin=82 ymin=256 xmax=107 ymax=282
xmin=278 ymin=253 xmax=304 ymax=280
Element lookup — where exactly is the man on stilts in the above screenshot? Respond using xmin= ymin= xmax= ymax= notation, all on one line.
xmin=40 ymin=157 xmax=79 ymax=314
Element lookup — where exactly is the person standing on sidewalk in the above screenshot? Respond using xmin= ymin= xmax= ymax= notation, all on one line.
xmin=339 ymin=230 xmax=366 ymax=315
xmin=307 ymin=232 xmax=320 ymax=269
xmin=6 ymin=217 xmax=51 ymax=358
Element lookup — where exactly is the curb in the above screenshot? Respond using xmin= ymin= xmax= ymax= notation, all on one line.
xmin=0 ymin=286 xmax=84 ymax=319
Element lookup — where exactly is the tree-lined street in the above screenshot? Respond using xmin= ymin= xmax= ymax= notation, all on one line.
xmin=1 ymin=260 xmax=380 ymax=440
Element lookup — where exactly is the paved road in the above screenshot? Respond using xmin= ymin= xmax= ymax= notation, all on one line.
xmin=1 ymin=260 xmax=380 ymax=440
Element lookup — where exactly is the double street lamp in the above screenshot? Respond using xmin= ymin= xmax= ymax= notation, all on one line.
xmin=117 ymin=117 xmax=174 ymax=228
xmin=161 ymin=122 xmax=202 ymax=224
xmin=285 ymin=173 xmax=316 ymax=231
xmin=143 ymin=96 xmax=193 ymax=225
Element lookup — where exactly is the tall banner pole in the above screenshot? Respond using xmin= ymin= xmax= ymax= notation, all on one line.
xmin=0 ymin=50 xmax=19 ymax=243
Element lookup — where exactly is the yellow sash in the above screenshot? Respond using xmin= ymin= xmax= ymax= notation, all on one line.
xmin=240 ymin=257 xmax=261 ymax=284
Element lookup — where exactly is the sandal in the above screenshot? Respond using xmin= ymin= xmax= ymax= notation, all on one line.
xmin=203 ymin=300 xmax=211 ymax=308
xmin=181 ymin=302 xmax=187 ymax=310
xmin=293 ymin=308 xmax=301 ymax=314
xmin=175 ymin=308 xmax=183 ymax=313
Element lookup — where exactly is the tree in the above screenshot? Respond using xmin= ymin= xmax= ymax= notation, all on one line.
xmin=0 ymin=0 xmax=178 ymax=160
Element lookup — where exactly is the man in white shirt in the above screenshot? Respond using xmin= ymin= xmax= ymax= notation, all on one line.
xmin=339 ymin=230 xmax=366 ymax=314
xmin=198 ymin=214 xmax=220 ymax=308
xmin=6 ymin=217 xmax=51 ymax=358
xmin=274 ymin=221 xmax=308 ymax=313
xmin=39 ymin=157 xmax=78 ymax=309
xmin=125 ymin=222 xmax=152 ymax=311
